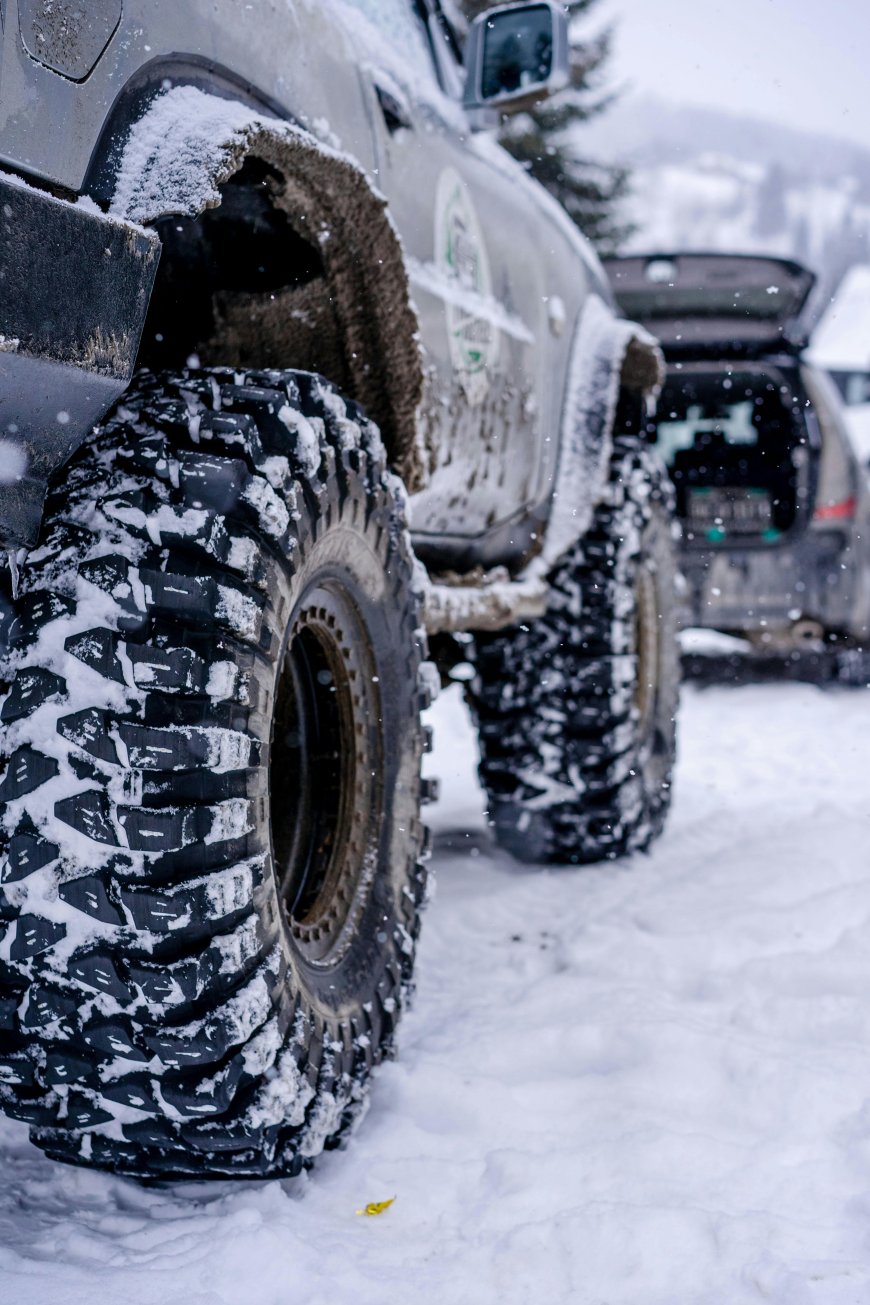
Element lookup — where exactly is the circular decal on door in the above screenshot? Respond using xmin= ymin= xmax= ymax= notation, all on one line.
xmin=435 ymin=168 xmax=500 ymax=405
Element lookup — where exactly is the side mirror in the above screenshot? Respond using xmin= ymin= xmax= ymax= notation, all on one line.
xmin=463 ymin=2 xmax=569 ymax=118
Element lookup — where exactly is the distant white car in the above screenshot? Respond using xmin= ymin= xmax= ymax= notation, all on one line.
xmin=808 ymin=263 xmax=870 ymax=466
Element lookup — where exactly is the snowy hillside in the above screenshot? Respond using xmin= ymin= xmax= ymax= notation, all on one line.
xmin=625 ymin=157 xmax=868 ymax=273
xmin=578 ymin=95 xmax=870 ymax=309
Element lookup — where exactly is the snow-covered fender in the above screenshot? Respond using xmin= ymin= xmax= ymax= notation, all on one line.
xmin=424 ymin=296 xmax=665 ymax=632
xmin=531 ymin=294 xmax=664 ymax=575
xmin=109 ymin=86 xmax=426 ymax=490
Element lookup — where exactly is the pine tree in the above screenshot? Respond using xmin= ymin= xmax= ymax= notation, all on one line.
xmin=752 ymin=163 xmax=788 ymax=239
xmin=456 ymin=0 xmax=633 ymax=253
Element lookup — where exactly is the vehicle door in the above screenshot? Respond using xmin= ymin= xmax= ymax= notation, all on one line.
xmin=338 ymin=0 xmax=555 ymax=552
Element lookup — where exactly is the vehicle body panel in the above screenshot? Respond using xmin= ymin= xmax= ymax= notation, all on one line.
xmin=0 ymin=0 xmax=608 ymax=562
xmin=0 ymin=2 xmax=376 ymax=191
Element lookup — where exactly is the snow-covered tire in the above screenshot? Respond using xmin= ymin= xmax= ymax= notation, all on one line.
xmin=470 ymin=437 xmax=679 ymax=864
xmin=0 ymin=368 xmax=433 ymax=1179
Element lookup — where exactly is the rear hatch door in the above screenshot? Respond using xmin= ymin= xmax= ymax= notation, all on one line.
xmin=603 ymin=253 xmax=816 ymax=355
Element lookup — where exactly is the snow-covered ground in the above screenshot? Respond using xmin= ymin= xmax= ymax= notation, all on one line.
xmin=2 ymin=679 xmax=870 ymax=1304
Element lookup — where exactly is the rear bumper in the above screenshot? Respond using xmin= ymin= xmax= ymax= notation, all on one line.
xmin=0 ymin=175 xmax=159 ymax=548
xmin=681 ymin=527 xmax=866 ymax=638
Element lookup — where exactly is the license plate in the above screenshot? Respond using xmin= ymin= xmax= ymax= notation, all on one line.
xmin=687 ymin=487 xmax=773 ymax=536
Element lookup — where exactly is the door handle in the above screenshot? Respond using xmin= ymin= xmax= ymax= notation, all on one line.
xmin=376 ymin=83 xmax=413 ymax=134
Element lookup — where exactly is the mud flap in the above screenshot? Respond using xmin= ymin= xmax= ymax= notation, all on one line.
xmin=0 ymin=177 xmax=159 ymax=547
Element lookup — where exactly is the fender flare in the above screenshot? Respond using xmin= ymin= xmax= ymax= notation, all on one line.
xmin=533 ymin=293 xmax=664 ymax=574
xmin=109 ymin=86 xmax=426 ymax=490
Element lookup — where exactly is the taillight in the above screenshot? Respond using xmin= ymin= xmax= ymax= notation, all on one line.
xmin=813 ymin=496 xmax=856 ymax=523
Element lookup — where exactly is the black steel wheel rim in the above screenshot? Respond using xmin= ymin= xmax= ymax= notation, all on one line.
xmin=270 ymin=578 xmax=380 ymax=967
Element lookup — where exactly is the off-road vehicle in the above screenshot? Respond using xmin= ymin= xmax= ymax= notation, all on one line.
xmin=0 ymin=0 xmax=679 ymax=1180
xmin=606 ymin=252 xmax=870 ymax=667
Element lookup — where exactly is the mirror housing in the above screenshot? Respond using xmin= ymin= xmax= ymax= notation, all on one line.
xmin=463 ymin=2 xmax=569 ymax=120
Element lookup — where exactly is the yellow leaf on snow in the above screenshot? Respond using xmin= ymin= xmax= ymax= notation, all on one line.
xmin=356 ymin=1196 xmax=396 ymax=1217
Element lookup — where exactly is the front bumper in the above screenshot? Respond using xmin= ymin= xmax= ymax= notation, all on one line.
xmin=0 ymin=175 xmax=159 ymax=548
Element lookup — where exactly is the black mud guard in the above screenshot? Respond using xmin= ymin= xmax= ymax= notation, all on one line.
xmin=0 ymin=176 xmax=160 ymax=548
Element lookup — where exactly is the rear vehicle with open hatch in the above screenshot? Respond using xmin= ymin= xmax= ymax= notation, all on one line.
xmin=605 ymin=252 xmax=870 ymax=658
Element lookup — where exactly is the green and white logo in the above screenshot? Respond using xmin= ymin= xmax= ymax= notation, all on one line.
xmin=435 ymin=168 xmax=499 ymax=405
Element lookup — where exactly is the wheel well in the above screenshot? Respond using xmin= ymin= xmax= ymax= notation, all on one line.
xmin=115 ymin=90 xmax=425 ymax=489
xmin=136 ymin=157 xmax=354 ymax=400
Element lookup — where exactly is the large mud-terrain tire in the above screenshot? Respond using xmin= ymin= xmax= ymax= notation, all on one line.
xmin=470 ymin=437 xmax=679 ymax=864
xmin=0 ymin=368 xmax=434 ymax=1179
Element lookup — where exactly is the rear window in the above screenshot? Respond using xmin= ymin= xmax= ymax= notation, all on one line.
xmin=652 ymin=368 xmax=808 ymax=543
xmin=655 ymin=370 xmax=795 ymax=463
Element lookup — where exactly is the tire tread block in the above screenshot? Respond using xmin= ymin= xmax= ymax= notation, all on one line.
xmin=470 ymin=439 xmax=679 ymax=865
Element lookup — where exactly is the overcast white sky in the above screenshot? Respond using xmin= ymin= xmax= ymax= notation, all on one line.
xmin=605 ymin=0 xmax=870 ymax=145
